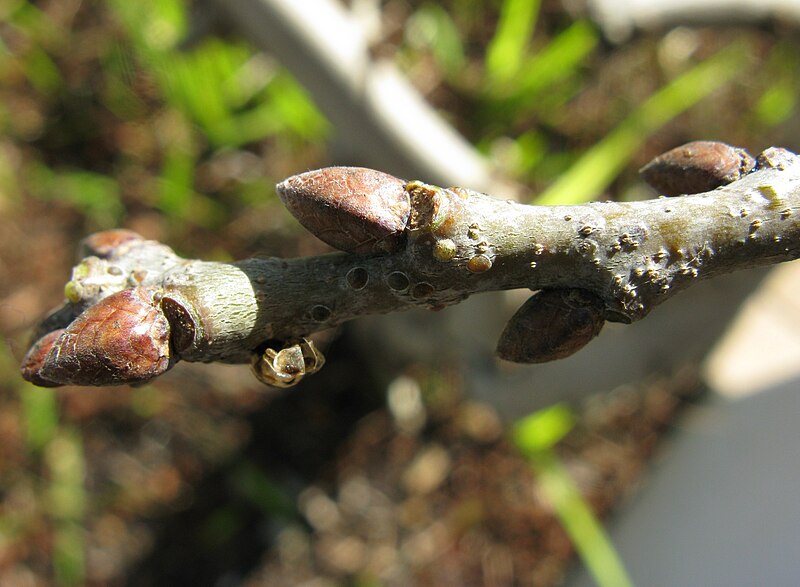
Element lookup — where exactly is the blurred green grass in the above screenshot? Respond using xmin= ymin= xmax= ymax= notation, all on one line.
xmin=400 ymin=0 xmax=789 ymax=205
xmin=536 ymin=41 xmax=748 ymax=205
xmin=2 ymin=0 xmax=328 ymax=236
xmin=514 ymin=404 xmax=634 ymax=587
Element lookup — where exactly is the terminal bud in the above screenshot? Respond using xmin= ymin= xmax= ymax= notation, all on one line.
xmin=21 ymin=287 xmax=174 ymax=387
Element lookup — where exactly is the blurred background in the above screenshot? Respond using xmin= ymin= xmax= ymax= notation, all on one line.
xmin=2 ymin=0 xmax=800 ymax=585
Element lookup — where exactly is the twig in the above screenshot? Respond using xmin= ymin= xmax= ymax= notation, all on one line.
xmin=20 ymin=144 xmax=800 ymax=387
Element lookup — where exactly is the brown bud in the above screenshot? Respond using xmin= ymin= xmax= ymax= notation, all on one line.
xmin=497 ymin=289 xmax=605 ymax=363
xmin=639 ymin=141 xmax=755 ymax=197
xmin=27 ymin=287 xmax=174 ymax=386
xmin=277 ymin=167 xmax=410 ymax=255
xmin=80 ymin=229 xmax=145 ymax=258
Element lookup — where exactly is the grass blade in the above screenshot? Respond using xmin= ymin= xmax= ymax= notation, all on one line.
xmin=535 ymin=452 xmax=635 ymax=587
xmin=536 ymin=42 xmax=747 ymax=205
xmin=513 ymin=405 xmax=634 ymax=587
xmin=485 ymin=0 xmax=541 ymax=84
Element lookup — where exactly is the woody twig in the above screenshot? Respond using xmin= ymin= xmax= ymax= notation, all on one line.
xmin=20 ymin=143 xmax=800 ymax=388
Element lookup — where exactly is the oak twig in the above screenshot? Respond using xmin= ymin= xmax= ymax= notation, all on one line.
xmin=20 ymin=144 xmax=800 ymax=388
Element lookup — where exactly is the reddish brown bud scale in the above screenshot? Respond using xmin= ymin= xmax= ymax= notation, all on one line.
xmin=496 ymin=289 xmax=605 ymax=363
xmin=28 ymin=287 xmax=174 ymax=386
xmin=277 ymin=167 xmax=410 ymax=255
xmin=20 ymin=329 xmax=67 ymax=387
xmin=640 ymin=141 xmax=755 ymax=197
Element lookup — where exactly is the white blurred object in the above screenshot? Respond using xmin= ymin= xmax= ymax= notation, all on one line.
xmin=587 ymin=0 xmax=800 ymax=42
xmin=568 ymin=377 xmax=800 ymax=587
xmin=205 ymin=0 xmax=515 ymax=196
xmin=704 ymin=262 xmax=800 ymax=398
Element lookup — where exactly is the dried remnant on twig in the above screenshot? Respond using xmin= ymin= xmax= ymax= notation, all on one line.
xmin=20 ymin=143 xmax=800 ymax=388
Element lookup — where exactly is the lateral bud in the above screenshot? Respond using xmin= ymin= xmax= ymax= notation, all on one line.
xmin=497 ymin=289 xmax=606 ymax=363
xmin=277 ymin=167 xmax=410 ymax=255
xmin=639 ymin=141 xmax=755 ymax=197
